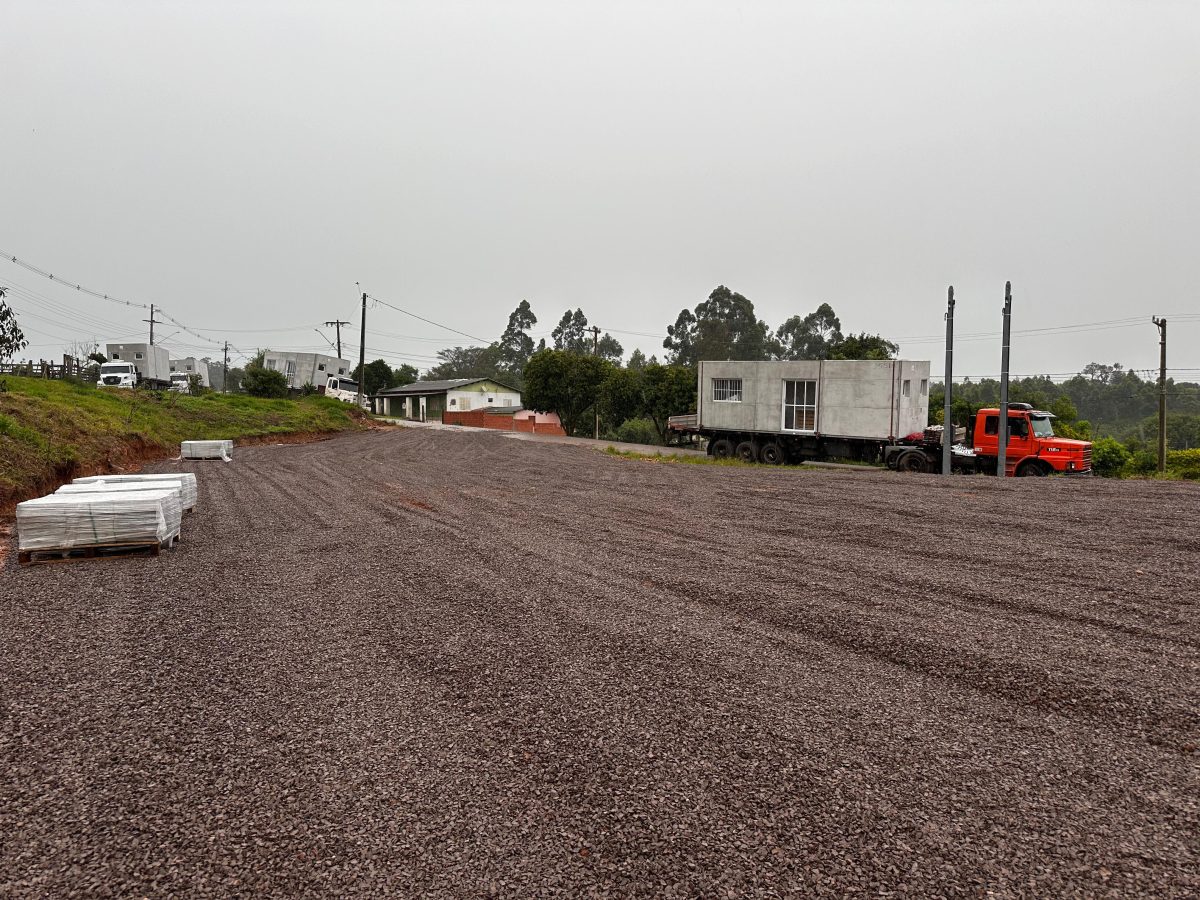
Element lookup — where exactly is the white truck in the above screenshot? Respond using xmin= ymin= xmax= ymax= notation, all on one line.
xmin=322 ymin=375 xmax=370 ymax=408
xmin=99 ymin=343 xmax=172 ymax=389
xmin=168 ymin=357 xmax=211 ymax=392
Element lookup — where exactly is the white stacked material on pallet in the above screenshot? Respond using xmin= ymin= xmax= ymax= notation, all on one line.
xmin=71 ymin=473 xmax=198 ymax=510
xmin=15 ymin=489 xmax=183 ymax=552
xmin=181 ymin=439 xmax=233 ymax=461
xmin=57 ymin=479 xmax=192 ymax=512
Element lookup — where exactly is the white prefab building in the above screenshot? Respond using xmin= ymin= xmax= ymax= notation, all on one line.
xmin=261 ymin=352 xmax=351 ymax=389
xmin=373 ymin=378 xmax=522 ymax=420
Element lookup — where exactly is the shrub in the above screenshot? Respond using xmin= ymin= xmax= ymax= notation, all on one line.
xmin=1167 ymin=448 xmax=1200 ymax=480
xmin=242 ymin=365 xmax=289 ymax=398
xmin=1120 ymin=448 xmax=1158 ymax=478
xmin=1090 ymin=437 xmax=1131 ymax=478
xmin=615 ymin=417 xmax=661 ymax=446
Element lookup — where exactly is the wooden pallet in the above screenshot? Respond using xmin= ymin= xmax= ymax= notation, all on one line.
xmin=17 ymin=533 xmax=180 ymax=567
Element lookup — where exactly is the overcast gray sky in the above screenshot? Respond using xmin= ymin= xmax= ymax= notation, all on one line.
xmin=4 ymin=0 xmax=1198 ymax=380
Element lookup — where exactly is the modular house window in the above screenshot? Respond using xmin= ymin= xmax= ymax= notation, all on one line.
xmin=318 ymin=363 xmax=325 ymax=372
xmin=920 ymin=379 xmax=928 ymax=396
xmin=712 ymin=378 xmax=742 ymax=402
xmin=902 ymin=379 xmax=911 ymax=398
xmin=135 ymin=352 xmax=144 ymax=360
xmin=783 ymin=379 xmax=817 ymax=431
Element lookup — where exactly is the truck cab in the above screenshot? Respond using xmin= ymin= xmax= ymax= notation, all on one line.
xmin=323 ymin=376 xmax=370 ymax=409
xmin=169 ymin=372 xmax=191 ymax=393
xmin=972 ymin=404 xmax=1092 ymax=476
xmin=98 ymin=361 xmax=137 ymax=389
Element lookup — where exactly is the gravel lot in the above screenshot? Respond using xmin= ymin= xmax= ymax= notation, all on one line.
xmin=2 ymin=427 xmax=1198 ymax=897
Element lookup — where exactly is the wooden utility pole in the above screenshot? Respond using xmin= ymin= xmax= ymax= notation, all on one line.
xmin=590 ymin=325 xmax=601 ymax=439
xmin=1153 ymin=317 xmax=1167 ymax=473
xmin=144 ymin=304 xmax=160 ymax=344
xmin=222 ymin=341 xmax=229 ymax=394
xmin=324 ymin=319 xmax=351 ymax=359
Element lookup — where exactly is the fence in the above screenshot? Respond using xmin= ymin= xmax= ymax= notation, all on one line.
xmin=442 ymin=409 xmax=567 ymax=436
xmin=0 ymin=357 xmax=92 ymax=380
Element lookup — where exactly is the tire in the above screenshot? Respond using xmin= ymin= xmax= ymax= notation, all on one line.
xmin=1016 ymin=460 xmax=1049 ymax=477
xmin=896 ymin=450 xmax=929 ymax=473
xmin=711 ymin=438 xmax=735 ymax=459
xmin=735 ymin=440 xmax=758 ymax=463
xmin=759 ymin=442 xmax=785 ymax=465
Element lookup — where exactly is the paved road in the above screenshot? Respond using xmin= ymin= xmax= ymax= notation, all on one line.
xmin=2 ymin=427 xmax=1198 ymax=897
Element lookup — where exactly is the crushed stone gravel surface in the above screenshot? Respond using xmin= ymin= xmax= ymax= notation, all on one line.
xmin=2 ymin=427 xmax=1198 ymax=897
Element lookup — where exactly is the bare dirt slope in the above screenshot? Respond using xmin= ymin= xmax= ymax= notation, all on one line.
xmin=2 ymin=428 xmax=1198 ymax=897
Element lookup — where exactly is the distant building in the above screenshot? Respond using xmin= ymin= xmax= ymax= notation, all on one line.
xmin=373 ymin=377 xmax=522 ymax=420
xmin=261 ymin=351 xmax=350 ymax=389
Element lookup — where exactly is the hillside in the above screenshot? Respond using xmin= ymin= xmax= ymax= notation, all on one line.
xmin=0 ymin=376 xmax=364 ymax=511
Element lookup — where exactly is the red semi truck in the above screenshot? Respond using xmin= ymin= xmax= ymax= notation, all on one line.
xmin=885 ymin=403 xmax=1093 ymax=476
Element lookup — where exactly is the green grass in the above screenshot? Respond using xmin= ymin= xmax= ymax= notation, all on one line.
xmin=0 ymin=376 xmax=364 ymax=508
xmin=603 ymin=446 xmax=808 ymax=469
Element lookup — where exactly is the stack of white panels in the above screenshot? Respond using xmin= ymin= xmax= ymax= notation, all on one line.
xmin=181 ymin=439 xmax=233 ymax=461
xmin=71 ymin=473 xmax=198 ymax=511
xmin=15 ymin=489 xmax=183 ymax=552
xmin=57 ymin=479 xmax=192 ymax=513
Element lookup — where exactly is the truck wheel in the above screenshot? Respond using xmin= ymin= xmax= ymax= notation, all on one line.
xmin=759 ymin=442 xmax=785 ymax=465
xmin=1016 ymin=460 xmax=1049 ymax=477
xmin=735 ymin=440 xmax=758 ymax=463
xmin=896 ymin=450 xmax=928 ymax=473
xmin=711 ymin=438 xmax=735 ymax=459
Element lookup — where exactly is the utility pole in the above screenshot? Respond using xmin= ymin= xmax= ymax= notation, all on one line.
xmin=942 ymin=286 xmax=955 ymax=476
xmin=590 ymin=325 xmax=601 ymax=439
xmin=324 ymin=320 xmax=351 ymax=359
xmin=1153 ymin=316 xmax=1167 ymax=473
xmin=997 ymin=282 xmax=1012 ymax=477
xmin=356 ymin=292 xmax=367 ymax=410
xmin=144 ymin=303 xmax=161 ymax=344
xmin=222 ymin=341 xmax=229 ymax=394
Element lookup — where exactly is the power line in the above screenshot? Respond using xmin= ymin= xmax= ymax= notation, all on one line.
xmin=367 ymin=293 xmax=491 ymax=344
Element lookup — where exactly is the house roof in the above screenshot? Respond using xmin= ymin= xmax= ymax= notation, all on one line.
xmin=375 ymin=377 xmax=521 ymax=397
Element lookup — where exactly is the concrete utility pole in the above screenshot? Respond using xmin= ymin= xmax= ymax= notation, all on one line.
xmin=144 ymin=304 xmax=161 ymax=344
xmin=590 ymin=325 xmax=601 ymax=439
xmin=1153 ymin=316 xmax=1167 ymax=473
xmin=324 ymin=320 xmax=351 ymax=359
xmin=356 ymin=293 xmax=367 ymax=410
xmin=997 ymin=282 xmax=1012 ymax=477
xmin=942 ymin=286 xmax=955 ymax=476
xmin=222 ymin=341 xmax=229 ymax=394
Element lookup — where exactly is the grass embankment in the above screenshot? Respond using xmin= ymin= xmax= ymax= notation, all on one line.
xmin=0 ymin=376 xmax=365 ymax=510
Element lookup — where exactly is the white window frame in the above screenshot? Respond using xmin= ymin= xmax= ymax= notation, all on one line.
xmin=781 ymin=379 xmax=817 ymax=432
xmin=712 ymin=378 xmax=742 ymax=402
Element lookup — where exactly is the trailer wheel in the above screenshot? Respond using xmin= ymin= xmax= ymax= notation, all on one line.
xmin=734 ymin=440 xmax=758 ymax=463
xmin=896 ymin=450 xmax=928 ymax=473
xmin=1016 ymin=460 xmax=1049 ymax=477
xmin=711 ymin=438 xmax=735 ymax=459
xmin=759 ymin=442 xmax=785 ymax=465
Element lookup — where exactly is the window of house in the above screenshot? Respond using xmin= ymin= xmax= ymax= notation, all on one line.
xmin=338 ymin=368 xmax=346 ymax=375
xmin=920 ymin=379 xmax=928 ymax=396
xmin=712 ymin=378 xmax=742 ymax=402
xmin=902 ymin=379 xmax=911 ymax=398
xmin=284 ymin=360 xmax=296 ymax=386
xmin=265 ymin=359 xmax=277 ymax=370
xmin=135 ymin=352 xmax=144 ymax=360
xmin=318 ymin=363 xmax=325 ymax=371
xmin=449 ymin=398 xmax=457 ymax=407
xmin=782 ymin=379 xmax=817 ymax=431
xmin=112 ymin=353 xmax=121 ymax=359
xmin=488 ymin=396 xmax=494 ymax=404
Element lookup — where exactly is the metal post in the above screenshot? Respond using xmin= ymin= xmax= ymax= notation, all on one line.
xmin=997 ymin=282 xmax=1012 ymax=477
xmin=591 ymin=325 xmax=601 ymax=440
xmin=356 ymin=293 xmax=367 ymax=409
xmin=942 ymin=285 xmax=955 ymax=475
xmin=1153 ymin=317 xmax=1167 ymax=473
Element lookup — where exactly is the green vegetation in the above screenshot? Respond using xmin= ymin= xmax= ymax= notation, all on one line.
xmin=602 ymin=445 xmax=817 ymax=471
xmin=0 ymin=376 xmax=364 ymax=507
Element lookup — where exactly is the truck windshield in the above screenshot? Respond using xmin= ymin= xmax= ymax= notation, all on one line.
xmin=1031 ymin=416 xmax=1055 ymax=438
xmin=100 ymin=363 xmax=132 ymax=373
